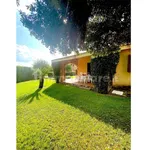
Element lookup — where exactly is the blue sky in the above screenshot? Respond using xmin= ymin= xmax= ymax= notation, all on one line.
xmin=16 ymin=0 xmax=63 ymax=67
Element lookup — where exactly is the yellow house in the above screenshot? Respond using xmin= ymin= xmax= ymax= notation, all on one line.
xmin=113 ymin=45 xmax=131 ymax=86
xmin=52 ymin=45 xmax=131 ymax=87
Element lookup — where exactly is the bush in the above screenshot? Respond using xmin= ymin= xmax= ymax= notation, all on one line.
xmin=17 ymin=66 xmax=34 ymax=83
xmin=91 ymin=53 xmax=119 ymax=94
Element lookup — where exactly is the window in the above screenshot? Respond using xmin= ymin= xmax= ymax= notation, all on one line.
xmin=87 ymin=62 xmax=91 ymax=74
xmin=127 ymin=55 xmax=131 ymax=72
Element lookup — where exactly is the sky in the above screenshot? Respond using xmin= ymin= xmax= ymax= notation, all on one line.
xmin=16 ymin=0 xmax=63 ymax=67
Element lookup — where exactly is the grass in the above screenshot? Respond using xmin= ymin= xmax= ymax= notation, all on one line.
xmin=17 ymin=79 xmax=131 ymax=150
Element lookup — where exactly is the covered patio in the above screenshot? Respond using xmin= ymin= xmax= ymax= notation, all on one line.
xmin=64 ymin=77 xmax=94 ymax=90
xmin=51 ymin=52 xmax=94 ymax=89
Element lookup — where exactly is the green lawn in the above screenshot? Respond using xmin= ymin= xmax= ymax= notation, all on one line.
xmin=17 ymin=79 xmax=131 ymax=150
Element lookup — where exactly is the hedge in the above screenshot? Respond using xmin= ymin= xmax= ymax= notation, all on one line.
xmin=17 ymin=66 xmax=34 ymax=83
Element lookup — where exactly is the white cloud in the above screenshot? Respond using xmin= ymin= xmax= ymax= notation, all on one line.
xmin=16 ymin=44 xmax=63 ymax=67
xmin=16 ymin=44 xmax=88 ymax=67
xmin=16 ymin=61 xmax=33 ymax=67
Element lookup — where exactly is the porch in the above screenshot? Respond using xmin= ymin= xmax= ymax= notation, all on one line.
xmin=64 ymin=77 xmax=94 ymax=90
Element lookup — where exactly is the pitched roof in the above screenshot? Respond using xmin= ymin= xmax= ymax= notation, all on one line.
xmin=52 ymin=45 xmax=131 ymax=63
xmin=52 ymin=52 xmax=91 ymax=63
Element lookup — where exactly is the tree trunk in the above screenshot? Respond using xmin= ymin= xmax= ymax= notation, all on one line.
xmin=39 ymin=76 xmax=44 ymax=88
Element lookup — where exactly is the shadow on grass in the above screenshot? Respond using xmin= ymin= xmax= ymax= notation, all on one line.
xmin=18 ymin=88 xmax=42 ymax=104
xmin=43 ymin=83 xmax=131 ymax=133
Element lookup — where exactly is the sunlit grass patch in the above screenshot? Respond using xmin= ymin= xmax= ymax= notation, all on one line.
xmin=17 ymin=79 xmax=130 ymax=149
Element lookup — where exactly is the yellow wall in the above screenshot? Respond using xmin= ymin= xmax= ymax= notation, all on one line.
xmin=58 ymin=47 xmax=131 ymax=86
xmin=77 ymin=56 xmax=91 ymax=75
xmin=77 ymin=49 xmax=131 ymax=86
xmin=113 ymin=49 xmax=131 ymax=86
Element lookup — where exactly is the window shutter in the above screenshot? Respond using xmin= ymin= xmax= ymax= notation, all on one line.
xmin=127 ymin=55 xmax=131 ymax=72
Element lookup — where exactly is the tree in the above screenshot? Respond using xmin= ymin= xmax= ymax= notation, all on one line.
xmin=19 ymin=0 xmax=91 ymax=55
xmin=33 ymin=59 xmax=51 ymax=88
xmin=91 ymin=53 xmax=119 ymax=94
xmin=20 ymin=0 xmax=130 ymax=92
xmin=84 ymin=1 xmax=130 ymax=93
xmin=20 ymin=0 xmax=130 ymax=55
xmin=85 ymin=2 xmax=130 ymax=56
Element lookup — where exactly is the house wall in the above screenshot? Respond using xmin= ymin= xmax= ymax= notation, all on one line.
xmin=53 ymin=47 xmax=131 ymax=86
xmin=77 ymin=56 xmax=91 ymax=75
xmin=113 ymin=49 xmax=131 ymax=86
xmin=76 ymin=49 xmax=131 ymax=87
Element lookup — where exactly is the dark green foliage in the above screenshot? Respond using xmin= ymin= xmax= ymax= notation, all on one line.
xmin=19 ymin=0 xmax=90 ymax=55
xmin=20 ymin=0 xmax=130 ymax=55
xmin=85 ymin=2 xmax=130 ymax=55
xmin=17 ymin=66 xmax=34 ymax=83
xmin=52 ymin=62 xmax=60 ymax=83
xmin=84 ymin=0 xmax=130 ymax=93
xmin=19 ymin=0 xmax=130 ymax=92
xmin=91 ymin=53 xmax=119 ymax=94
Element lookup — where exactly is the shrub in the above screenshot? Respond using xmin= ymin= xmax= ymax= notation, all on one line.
xmin=91 ymin=53 xmax=119 ymax=94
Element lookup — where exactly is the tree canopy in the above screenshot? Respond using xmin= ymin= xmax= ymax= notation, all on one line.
xmin=85 ymin=2 xmax=130 ymax=56
xmin=33 ymin=59 xmax=51 ymax=76
xmin=33 ymin=59 xmax=52 ymax=88
xmin=20 ymin=0 xmax=90 ymax=55
xmin=20 ymin=0 xmax=130 ymax=55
